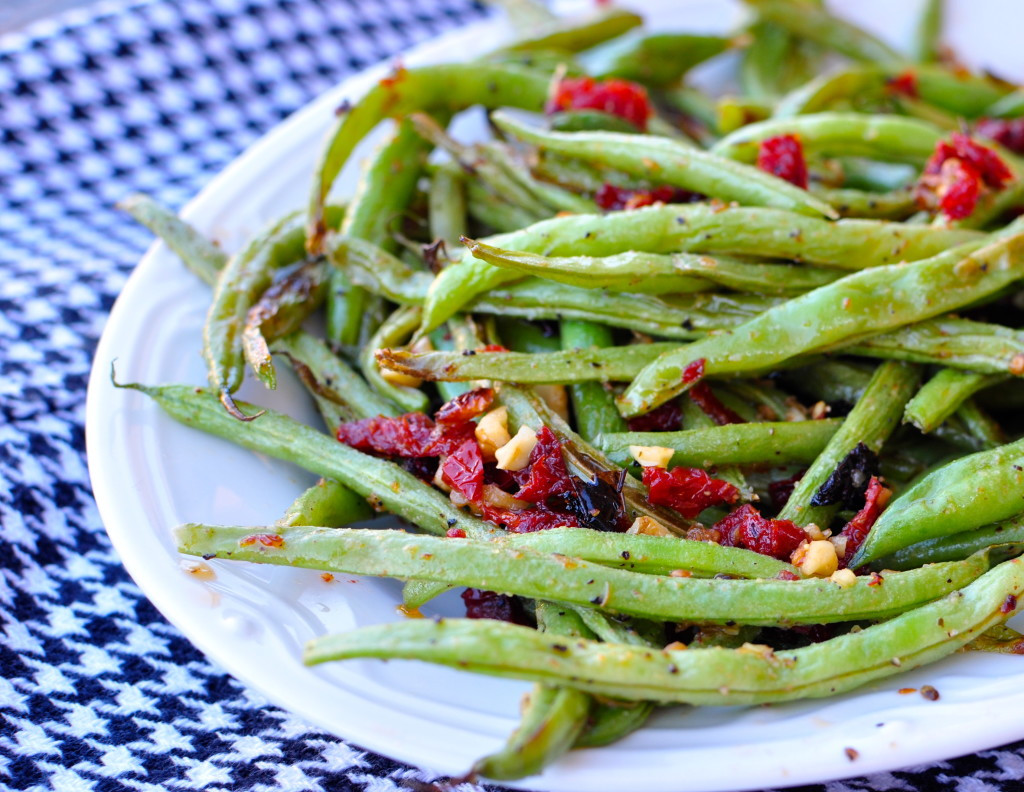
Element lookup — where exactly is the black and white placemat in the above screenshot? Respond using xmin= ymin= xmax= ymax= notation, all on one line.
xmin=2 ymin=0 xmax=1024 ymax=789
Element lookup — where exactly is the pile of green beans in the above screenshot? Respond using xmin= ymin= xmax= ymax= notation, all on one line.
xmin=120 ymin=0 xmax=1024 ymax=782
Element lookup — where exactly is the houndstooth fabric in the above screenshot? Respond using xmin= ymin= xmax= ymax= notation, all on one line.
xmin=2 ymin=0 xmax=1024 ymax=790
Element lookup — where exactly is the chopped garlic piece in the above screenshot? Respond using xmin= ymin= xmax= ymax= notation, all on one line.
xmin=380 ymin=367 xmax=423 ymax=388
xmin=535 ymin=384 xmax=569 ymax=421
xmin=627 ymin=515 xmax=672 ymax=537
xmin=794 ymin=539 xmax=839 ymax=578
xmin=830 ymin=568 xmax=857 ymax=588
xmin=495 ymin=425 xmax=538 ymax=471
xmin=803 ymin=522 xmax=826 ymax=541
xmin=629 ymin=445 xmax=675 ymax=468
xmin=475 ymin=407 xmax=511 ymax=458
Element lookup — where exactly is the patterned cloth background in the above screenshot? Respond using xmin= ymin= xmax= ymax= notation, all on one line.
xmin=3 ymin=0 xmax=1024 ymax=790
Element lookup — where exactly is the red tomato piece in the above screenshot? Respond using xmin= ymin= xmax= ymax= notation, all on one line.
xmin=976 ymin=117 xmax=1024 ymax=156
xmin=885 ymin=70 xmax=918 ymax=98
xmin=441 ymin=437 xmax=484 ymax=501
xmin=839 ymin=476 xmax=892 ymax=566
xmin=546 ymin=76 xmax=652 ymax=130
xmin=756 ymin=134 xmax=808 ymax=189
xmin=642 ymin=466 xmax=739 ymax=520
xmin=714 ymin=504 xmax=805 ymax=561
xmin=478 ymin=503 xmax=580 ymax=533
xmin=594 ymin=183 xmax=702 ymax=211
xmin=434 ymin=387 xmax=494 ymax=427
xmin=335 ymin=412 xmax=436 ymax=457
xmin=461 ymin=588 xmax=530 ymax=624
xmin=513 ymin=426 xmax=576 ymax=503
xmin=627 ymin=400 xmax=683 ymax=432
xmin=682 ymin=358 xmax=706 ymax=384
xmin=689 ymin=382 xmax=745 ymax=425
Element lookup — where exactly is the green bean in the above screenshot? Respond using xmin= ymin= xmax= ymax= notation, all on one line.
xmin=427 ymin=164 xmax=468 ymax=249
xmin=713 ymin=96 xmax=771 ymax=136
xmin=307 ymin=63 xmax=550 ymax=252
xmin=549 ymin=110 xmax=643 ymax=135
xmin=118 ymin=193 xmax=226 ymax=285
xmin=498 ymin=6 xmax=642 ymax=54
xmin=277 ymin=477 xmax=373 ymax=528
xmin=617 ymin=234 xmax=1021 ymax=417
xmin=473 ymin=601 xmax=593 ymax=780
xmin=118 ymin=379 xmax=498 ymax=538
xmin=304 ymin=558 xmax=1024 ymax=705
xmin=878 ymin=514 xmax=1024 ymax=571
xmin=913 ymin=0 xmax=943 ymax=63
xmin=501 ymin=527 xmax=797 ymax=579
xmin=778 ymin=361 xmax=920 ymax=529
xmin=327 ymin=234 xmax=433 ymax=305
xmin=578 ymin=31 xmax=734 ymax=87
xmin=964 ymin=623 xmax=1024 ymax=655
xmin=838 ymin=157 xmax=918 ymax=192
xmin=596 ymin=419 xmax=841 ymax=469
xmin=422 ymin=204 xmax=982 ymax=334
xmin=955 ymin=398 xmax=1005 ymax=451
xmin=987 ymin=90 xmax=1024 ymax=119
xmin=463 ymin=238 xmax=842 ymax=295
xmin=719 ymin=379 xmax=795 ymax=423
xmin=847 ymin=317 xmax=1024 ymax=374
xmin=360 ymin=306 xmax=430 ymax=413
xmin=663 ymin=86 xmax=720 ymax=134
xmin=574 ymin=700 xmax=657 ymax=748
xmin=242 ymin=259 xmax=328 ymax=391
xmin=327 ymin=118 xmax=433 ymax=352
xmin=479 ymin=141 xmax=598 ymax=215
xmin=713 ymin=113 xmax=941 ymax=165
xmin=904 ymin=368 xmax=1009 ymax=433
xmin=493 ymin=112 xmax=838 ymax=219
xmin=779 ymin=359 xmax=873 ymax=406
xmin=775 ymin=66 xmax=1008 ymax=119
xmin=204 ymin=213 xmax=306 ymax=419
xmin=466 ymin=180 xmax=546 ymax=233
xmin=567 ymin=607 xmax=662 ymax=648
xmin=176 ymin=524 xmax=989 ymax=626
xmin=853 ymin=436 xmax=1024 ymax=566
xmin=560 ymin=321 xmax=627 ymax=442
xmin=743 ymin=0 xmax=905 ymax=65
xmin=482 ymin=0 xmax=557 ymax=30
xmin=672 ymin=396 xmax=750 ymax=494
xmin=272 ymin=331 xmax=401 ymax=421
xmin=808 ymin=186 xmax=917 ymax=220
xmin=533 ymin=152 xmax=648 ymax=194
xmin=739 ymin=21 xmax=795 ymax=101
xmin=427 ymin=321 xmax=474 ymax=403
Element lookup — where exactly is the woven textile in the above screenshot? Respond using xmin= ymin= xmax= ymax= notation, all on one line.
xmin=2 ymin=1 xmax=1024 ymax=790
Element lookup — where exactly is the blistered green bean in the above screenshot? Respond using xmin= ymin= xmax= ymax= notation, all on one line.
xmin=905 ymin=368 xmax=1008 ymax=434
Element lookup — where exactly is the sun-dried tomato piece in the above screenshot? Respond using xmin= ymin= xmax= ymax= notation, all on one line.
xmin=478 ymin=344 xmax=509 ymax=353
xmin=239 ymin=533 xmax=284 ymax=548
xmin=885 ymin=70 xmax=918 ymax=97
xmin=546 ymin=76 xmax=652 ymax=130
xmin=839 ymin=476 xmax=892 ymax=565
xmin=479 ymin=503 xmax=580 ymax=533
xmin=682 ymin=358 xmax=706 ymax=384
xmin=627 ymin=400 xmax=683 ymax=432
xmin=917 ymin=133 xmax=1012 ymax=219
xmin=756 ymin=134 xmax=808 ymax=189
xmin=769 ymin=471 xmax=804 ymax=510
xmin=976 ymin=117 xmax=1024 ymax=155
xmin=689 ymin=382 xmax=745 ymax=425
xmin=336 ymin=412 xmax=436 ymax=457
xmin=462 ymin=588 xmax=530 ymax=624
xmin=594 ymin=183 xmax=702 ymax=211
xmin=441 ymin=436 xmax=484 ymax=501
xmin=513 ymin=426 xmax=576 ymax=503
xmin=642 ymin=466 xmax=739 ymax=520
xmin=715 ymin=504 xmax=805 ymax=561
xmin=434 ymin=387 xmax=494 ymax=427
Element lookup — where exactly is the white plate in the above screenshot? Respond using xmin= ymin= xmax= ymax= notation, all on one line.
xmin=87 ymin=2 xmax=1024 ymax=789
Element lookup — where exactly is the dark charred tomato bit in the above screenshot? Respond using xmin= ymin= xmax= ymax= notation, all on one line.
xmin=689 ymin=382 xmax=745 ymax=426
xmin=594 ymin=184 xmax=703 ymax=211
xmin=336 ymin=412 xmax=436 ymax=456
xmin=549 ymin=468 xmax=629 ymax=532
xmin=441 ymin=437 xmax=484 ymax=501
xmin=513 ymin=426 xmax=577 ymax=503
xmin=546 ymin=76 xmax=652 ymax=131
xmin=885 ymin=70 xmax=918 ymax=97
xmin=811 ymin=442 xmax=880 ymax=509
xmin=446 ymin=527 xmax=467 ymax=538
xmin=682 ymin=358 xmax=706 ymax=384
xmin=642 ymin=466 xmax=739 ymax=520
xmin=627 ymin=400 xmax=683 ymax=432
xmin=239 ymin=533 xmax=284 ymax=548
xmin=461 ymin=588 xmax=530 ymax=625
xmin=838 ymin=476 xmax=892 ymax=565
xmin=714 ymin=504 xmax=805 ymax=561
xmin=1001 ymin=594 xmax=1018 ymax=614
xmin=769 ymin=471 xmax=804 ymax=510
xmin=756 ymin=134 xmax=808 ymax=189
xmin=479 ymin=503 xmax=580 ymax=533
xmin=976 ymin=118 xmax=1024 ymax=156
xmin=397 ymin=456 xmax=438 ymax=482
xmin=920 ymin=685 xmax=940 ymax=701
xmin=434 ymin=387 xmax=494 ymax=427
